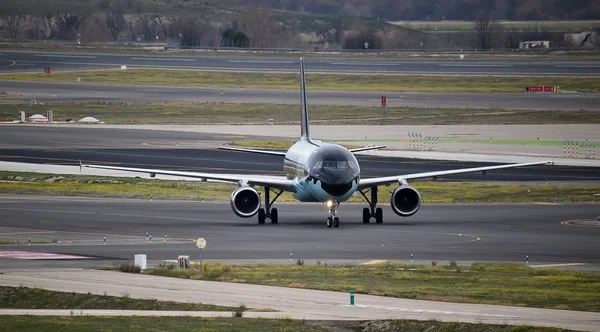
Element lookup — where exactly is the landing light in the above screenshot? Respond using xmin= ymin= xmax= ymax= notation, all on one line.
xmin=326 ymin=200 xmax=334 ymax=208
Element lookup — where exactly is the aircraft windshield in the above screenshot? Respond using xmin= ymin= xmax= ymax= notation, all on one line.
xmin=307 ymin=145 xmax=360 ymax=185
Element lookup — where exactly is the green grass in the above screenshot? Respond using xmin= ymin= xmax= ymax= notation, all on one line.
xmin=148 ymin=262 xmax=600 ymax=312
xmin=0 ymin=316 xmax=570 ymax=332
xmin=231 ymin=140 xmax=362 ymax=150
xmin=1 ymin=102 xmax=598 ymax=125
xmin=392 ymin=20 xmax=600 ymax=32
xmin=2 ymin=69 xmax=598 ymax=93
xmin=0 ymin=171 xmax=597 ymax=203
xmin=0 ymin=239 xmax=56 ymax=244
xmin=0 ymin=316 xmax=328 ymax=332
xmin=0 ymin=286 xmax=238 ymax=311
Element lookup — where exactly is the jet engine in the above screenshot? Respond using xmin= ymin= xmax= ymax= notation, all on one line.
xmin=230 ymin=187 xmax=261 ymax=218
xmin=390 ymin=184 xmax=421 ymax=217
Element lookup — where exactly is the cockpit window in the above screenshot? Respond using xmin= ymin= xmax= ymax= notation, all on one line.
xmin=307 ymin=145 xmax=360 ymax=185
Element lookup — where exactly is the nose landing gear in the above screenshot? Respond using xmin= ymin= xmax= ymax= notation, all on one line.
xmin=326 ymin=200 xmax=340 ymax=228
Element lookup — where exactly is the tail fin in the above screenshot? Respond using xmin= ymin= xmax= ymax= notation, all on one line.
xmin=300 ymin=58 xmax=310 ymax=141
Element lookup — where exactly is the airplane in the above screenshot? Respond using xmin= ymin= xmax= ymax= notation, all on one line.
xmin=81 ymin=58 xmax=553 ymax=228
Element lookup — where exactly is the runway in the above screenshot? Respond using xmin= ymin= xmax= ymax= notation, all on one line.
xmin=2 ymin=80 xmax=599 ymax=110
xmin=0 ymin=126 xmax=598 ymax=182
xmin=0 ymin=196 xmax=598 ymax=270
xmin=2 ymin=50 xmax=600 ymax=76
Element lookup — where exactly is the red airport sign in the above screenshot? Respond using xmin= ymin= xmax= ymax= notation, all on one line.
xmin=381 ymin=95 xmax=387 ymax=107
xmin=44 ymin=67 xmax=51 ymax=74
xmin=528 ymin=85 xmax=556 ymax=93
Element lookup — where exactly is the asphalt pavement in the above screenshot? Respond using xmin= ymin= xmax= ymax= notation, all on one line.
xmin=0 ymin=196 xmax=598 ymax=270
xmin=3 ymin=50 xmax=600 ymax=76
xmin=3 ymin=80 xmax=599 ymax=110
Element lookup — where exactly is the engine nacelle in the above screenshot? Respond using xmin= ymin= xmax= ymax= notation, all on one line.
xmin=390 ymin=185 xmax=421 ymax=217
xmin=230 ymin=187 xmax=261 ymax=218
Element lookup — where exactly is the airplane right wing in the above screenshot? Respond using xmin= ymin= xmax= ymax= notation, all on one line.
xmin=358 ymin=160 xmax=553 ymax=190
xmin=81 ymin=162 xmax=295 ymax=192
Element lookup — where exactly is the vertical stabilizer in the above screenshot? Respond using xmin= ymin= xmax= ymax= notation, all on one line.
xmin=300 ymin=58 xmax=311 ymax=141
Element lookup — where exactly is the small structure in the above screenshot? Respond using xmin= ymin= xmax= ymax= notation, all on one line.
xmin=28 ymin=114 xmax=48 ymax=123
xmin=78 ymin=116 xmax=100 ymax=123
xmin=519 ymin=41 xmax=550 ymax=49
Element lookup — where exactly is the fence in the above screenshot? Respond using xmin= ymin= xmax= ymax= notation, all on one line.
xmin=408 ymin=132 xmax=439 ymax=151
xmin=563 ymin=140 xmax=596 ymax=159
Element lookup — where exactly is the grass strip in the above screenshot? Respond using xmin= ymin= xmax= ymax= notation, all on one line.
xmin=2 ymin=69 xmax=599 ymax=93
xmin=0 ymin=316 xmax=328 ymax=331
xmin=0 ymin=316 xmax=569 ymax=332
xmin=148 ymin=262 xmax=600 ymax=312
xmin=0 ymin=286 xmax=238 ymax=311
xmin=231 ymin=140 xmax=362 ymax=150
xmin=0 ymin=171 xmax=597 ymax=203
xmin=0 ymin=239 xmax=56 ymax=244
xmin=1 ymin=102 xmax=598 ymax=125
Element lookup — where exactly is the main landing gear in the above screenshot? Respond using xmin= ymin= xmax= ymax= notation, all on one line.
xmin=326 ymin=200 xmax=340 ymax=228
xmin=358 ymin=187 xmax=383 ymax=224
xmin=258 ymin=186 xmax=283 ymax=224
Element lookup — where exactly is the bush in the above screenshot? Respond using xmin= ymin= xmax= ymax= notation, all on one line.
xmin=449 ymin=261 xmax=458 ymax=268
xmin=431 ymin=261 xmax=437 ymax=266
xmin=296 ymin=259 xmax=304 ymax=266
xmin=119 ymin=263 xmax=141 ymax=274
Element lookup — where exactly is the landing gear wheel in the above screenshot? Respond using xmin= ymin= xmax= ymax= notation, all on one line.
xmin=333 ymin=217 xmax=340 ymax=228
xmin=258 ymin=208 xmax=266 ymax=224
xmin=270 ymin=208 xmax=279 ymax=224
xmin=375 ymin=207 xmax=383 ymax=224
xmin=362 ymin=208 xmax=371 ymax=224
xmin=326 ymin=217 xmax=333 ymax=228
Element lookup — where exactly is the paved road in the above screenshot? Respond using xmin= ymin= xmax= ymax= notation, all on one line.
xmin=3 ymin=80 xmax=599 ymax=110
xmin=2 ymin=50 xmax=600 ymax=76
xmin=0 ymin=197 xmax=598 ymax=270
xmin=0 ymin=126 xmax=598 ymax=181
xmin=1 ymin=269 xmax=599 ymax=331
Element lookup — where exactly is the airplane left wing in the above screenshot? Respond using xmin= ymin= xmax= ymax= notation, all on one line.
xmin=349 ymin=145 xmax=387 ymax=154
xmin=218 ymin=146 xmax=287 ymax=156
xmin=358 ymin=160 xmax=553 ymax=190
xmin=81 ymin=162 xmax=295 ymax=192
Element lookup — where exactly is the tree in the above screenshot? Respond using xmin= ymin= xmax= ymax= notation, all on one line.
xmin=105 ymin=4 xmax=127 ymax=41
xmin=221 ymin=27 xmax=249 ymax=47
xmin=2 ymin=0 xmax=24 ymax=39
xmin=473 ymin=10 xmax=497 ymax=50
xmin=176 ymin=16 xmax=207 ymax=47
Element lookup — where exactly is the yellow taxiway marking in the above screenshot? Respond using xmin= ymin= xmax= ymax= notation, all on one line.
xmin=360 ymin=260 xmax=389 ymax=265
xmin=0 ymin=59 xmax=16 ymax=68
xmin=533 ymin=202 xmax=560 ymax=205
xmin=529 ymin=263 xmax=586 ymax=268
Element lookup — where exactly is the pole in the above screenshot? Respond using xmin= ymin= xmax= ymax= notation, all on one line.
xmin=200 ymin=248 xmax=203 ymax=276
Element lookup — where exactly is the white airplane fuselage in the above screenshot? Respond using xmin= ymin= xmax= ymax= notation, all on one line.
xmin=284 ymin=140 xmax=360 ymax=203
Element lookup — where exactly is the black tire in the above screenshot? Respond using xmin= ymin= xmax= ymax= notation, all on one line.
xmin=362 ymin=208 xmax=371 ymax=224
xmin=258 ymin=208 xmax=266 ymax=224
xmin=326 ymin=217 xmax=333 ymax=228
xmin=375 ymin=207 xmax=383 ymax=224
xmin=271 ymin=208 xmax=279 ymax=224
xmin=333 ymin=217 xmax=340 ymax=228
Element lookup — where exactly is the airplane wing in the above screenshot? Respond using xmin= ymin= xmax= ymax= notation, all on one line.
xmin=218 ymin=146 xmax=287 ymax=156
xmin=358 ymin=160 xmax=553 ymax=190
xmin=349 ymin=145 xmax=387 ymax=154
xmin=80 ymin=162 xmax=295 ymax=192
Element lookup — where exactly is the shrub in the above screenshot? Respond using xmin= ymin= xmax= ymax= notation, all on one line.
xmin=296 ymin=259 xmax=304 ymax=266
xmin=118 ymin=263 xmax=141 ymax=274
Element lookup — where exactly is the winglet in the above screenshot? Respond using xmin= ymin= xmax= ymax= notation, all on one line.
xmin=300 ymin=58 xmax=310 ymax=141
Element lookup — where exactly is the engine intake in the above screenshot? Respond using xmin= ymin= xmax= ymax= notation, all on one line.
xmin=230 ymin=187 xmax=261 ymax=218
xmin=390 ymin=185 xmax=421 ymax=217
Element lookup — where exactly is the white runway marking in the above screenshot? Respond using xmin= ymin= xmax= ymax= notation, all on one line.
xmin=228 ymin=60 xmax=293 ymax=64
xmin=330 ymin=62 xmax=398 ymax=66
xmin=36 ymin=54 xmax=97 ymax=59
xmin=438 ymin=64 xmax=512 ymax=67
xmin=130 ymin=57 xmax=195 ymax=62
xmin=554 ymin=65 xmax=600 ymax=68
xmin=0 ymin=251 xmax=91 ymax=260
